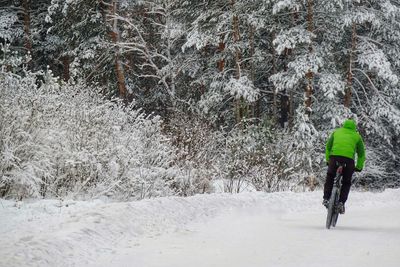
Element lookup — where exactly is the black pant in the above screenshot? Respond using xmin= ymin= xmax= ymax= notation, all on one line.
xmin=323 ymin=156 xmax=355 ymax=203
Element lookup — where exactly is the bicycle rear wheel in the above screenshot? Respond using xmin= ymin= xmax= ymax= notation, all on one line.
xmin=326 ymin=187 xmax=338 ymax=229
xmin=331 ymin=188 xmax=341 ymax=227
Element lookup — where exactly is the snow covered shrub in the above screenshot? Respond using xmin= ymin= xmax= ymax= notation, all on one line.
xmin=48 ymin=84 xmax=176 ymax=200
xmin=221 ymin=122 xmax=321 ymax=193
xmin=167 ymin=118 xmax=322 ymax=194
xmin=167 ymin=114 xmax=222 ymax=196
xmin=353 ymin=148 xmax=392 ymax=190
xmin=0 ymin=70 xmax=177 ymax=200
xmin=0 ymin=70 xmax=55 ymax=199
xmin=219 ymin=124 xmax=276 ymax=193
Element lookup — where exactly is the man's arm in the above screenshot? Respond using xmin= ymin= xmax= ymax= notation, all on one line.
xmin=356 ymin=136 xmax=366 ymax=170
xmin=325 ymin=133 xmax=334 ymax=163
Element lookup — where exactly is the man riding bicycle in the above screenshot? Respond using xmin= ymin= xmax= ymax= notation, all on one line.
xmin=323 ymin=119 xmax=366 ymax=214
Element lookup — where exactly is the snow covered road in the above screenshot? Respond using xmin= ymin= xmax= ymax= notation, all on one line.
xmin=108 ymin=204 xmax=400 ymax=267
xmin=1 ymin=190 xmax=400 ymax=267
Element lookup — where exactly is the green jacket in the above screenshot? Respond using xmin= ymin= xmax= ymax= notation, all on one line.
xmin=325 ymin=119 xmax=366 ymax=170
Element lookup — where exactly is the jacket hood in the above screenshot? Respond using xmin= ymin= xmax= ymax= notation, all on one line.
xmin=343 ymin=119 xmax=357 ymax=131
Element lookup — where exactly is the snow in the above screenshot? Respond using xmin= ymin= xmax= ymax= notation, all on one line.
xmin=273 ymin=27 xmax=315 ymax=55
xmin=1 ymin=189 xmax=400 ymax=267
xmin=224 ymin=76 xmax=260 ymax=103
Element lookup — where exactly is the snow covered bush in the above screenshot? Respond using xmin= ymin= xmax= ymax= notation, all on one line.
xmin=0 ymin=69 xmax=177 ymax=200
xmin=214 ymin=123 xmax=319 ymax=193
xmin=219 ymin=125 xmax=270 ymax=193
xmin=166 ymin=117 xmax=324 ymax=194
xmin=167 ymin=115 xmax=223 ymax=196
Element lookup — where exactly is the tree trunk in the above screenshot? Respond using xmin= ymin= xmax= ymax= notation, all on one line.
xmin=22 ymin=0 xmax=32 ymax=62
xmin=305 ymin=0 xmax=314 ymax=116
xmin=217 ymin=39 xmax=225 ymax=72
xmin=62 ymin=56 xmax=70 ymax=82
xmin=279 ymin=9 xmax=299 ymax=128
xmin=289 ymin=90 xmax=294 ymax=127
xmin=231 ymin=0 xmax=243 ymax=124
xmin=280 ymin=93 xmax=289 ymax=128
xmin=271 ymin=30 xmax=278 ymax=124
xmin=280 ymin=47 xmax=292 ymax=128
xmin=344 ymin=22 xmax=357 ymax=108
xmin=249 ymin=25 xmax=256 ymax=120
xmin=165 ymin=9 xmax=176 ymax=104
xmin=109 ymin=0 xmax=127 ymax=100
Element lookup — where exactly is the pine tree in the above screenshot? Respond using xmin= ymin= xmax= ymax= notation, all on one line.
xmin=46 ymin=0 xmax=128 ymax=97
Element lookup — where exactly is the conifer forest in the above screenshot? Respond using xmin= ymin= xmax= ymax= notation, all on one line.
xmin=1 ymin=0 xmax=399 ymax=200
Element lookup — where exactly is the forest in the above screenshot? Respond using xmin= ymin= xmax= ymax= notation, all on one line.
xmin=1 ymin=0 xmax=399 ymax=200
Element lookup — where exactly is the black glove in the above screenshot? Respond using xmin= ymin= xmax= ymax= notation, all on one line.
xmin=355 ymin=168 xmax=362 ymax=172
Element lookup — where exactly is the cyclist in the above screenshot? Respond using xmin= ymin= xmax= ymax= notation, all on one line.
xmin=323 ymin=119 xmax=366 ymax=214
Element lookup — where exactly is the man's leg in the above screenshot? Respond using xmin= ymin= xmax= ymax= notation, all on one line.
xmin=323 ymin=157 xmax=338 ymax=200
xmin=339 ymin=159 xmax=355 ymax=203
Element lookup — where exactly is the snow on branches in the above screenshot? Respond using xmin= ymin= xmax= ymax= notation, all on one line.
xmin=272 ymin=0 xmax=300 ymax=15
xmin=357 ymin=42 xmax=399 ymax=85
xmin=0 ymin=70 xmax=177 ymax=200
xmin=224 ymin=76 xmax=259 ymax=103
xmin=318 ymin=73 xmax=345 ymax=100
xmin=273 ymin=27 xmax=315 ymax=55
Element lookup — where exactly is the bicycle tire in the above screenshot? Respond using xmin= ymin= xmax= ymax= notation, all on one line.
xmin=331 ymin=193 xmax=340 ymax=227
xmin=332 ymin=210 xmax=339 ymax=227
xmin=326 ymin=187 xmax=338 ymax=229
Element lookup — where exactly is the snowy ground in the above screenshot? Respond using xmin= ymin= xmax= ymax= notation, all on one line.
xmin=1 ymin=189 xmax=400 ymax=267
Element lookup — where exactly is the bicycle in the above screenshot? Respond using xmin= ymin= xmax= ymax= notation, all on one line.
xmin=325 ymin=162 xmax=345 ymax=229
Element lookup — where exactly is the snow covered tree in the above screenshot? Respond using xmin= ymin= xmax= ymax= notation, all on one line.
xmin=113 ymin=0 xmax=193 ymax=114
xmin=270 ymin=0 xmax=324 ymax=121
xmin=181 ymin=0 xmax=269 ymax=126
xmin=0 ymin=0 xmax=53 ymax=72
xmin=46 ymin=0 xmax=129 ymax=97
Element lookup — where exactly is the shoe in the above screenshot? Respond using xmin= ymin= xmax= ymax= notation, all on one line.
xmin=337 ymin=202 xmax=345 ymax=214
xmin=322 ymin=199 xmax=329 ymax=208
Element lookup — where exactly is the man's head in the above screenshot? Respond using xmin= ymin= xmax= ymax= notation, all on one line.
xmin=343 ymin=119 xmax=357 ymax=131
